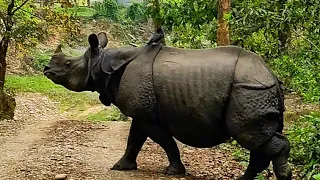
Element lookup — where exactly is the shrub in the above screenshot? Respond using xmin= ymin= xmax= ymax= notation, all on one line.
xmin=269 ymin=55 xmax=320 ymax=103
xmin=93 ymin=0 xmax=123 ymax=21
xmin=126 ymin=2 xmax=147 ymax=22
xmin=286 ymin=113 xmax=320 ymax=179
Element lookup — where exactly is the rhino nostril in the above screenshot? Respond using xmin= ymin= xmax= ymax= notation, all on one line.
xmin=44 ymin=66 xmax=50 ymax=72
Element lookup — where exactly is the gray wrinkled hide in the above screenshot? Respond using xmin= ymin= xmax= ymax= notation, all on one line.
xmin=226 ymin=50 xmax=280 ymax=150
xmin=116 ymin=44 xmax=163 ymax=118
xmin=151 ymin=46 xmax=280 ymax=149
xmin=153 ymin=46 xmax=242 ymax=147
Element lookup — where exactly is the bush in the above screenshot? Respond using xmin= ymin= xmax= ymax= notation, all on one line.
xmin=93 ymin=0 xmax=123 ymax=21
xmin=269 ymin=55 xmax=320 ymax=103
xmin=31 ymin=49 xmax=53 ymax=71
xmin=93 ymin=0 xmax=147 ymax=24
xmin=286 ymin=113 xmax=320 ymax=179
xmin=126 ymin=2 xmax=147 ymax=22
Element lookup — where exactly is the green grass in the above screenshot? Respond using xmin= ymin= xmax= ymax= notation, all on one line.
xmin=5 ymin=75 xmax=100 ymax=112
xmin=54 ymin=7 xmax=96 ymax=17
xmin=86 ymin=105 xmax=128 ymax=121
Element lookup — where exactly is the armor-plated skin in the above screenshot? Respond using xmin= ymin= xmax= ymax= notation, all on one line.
xmin=44 ymin=32 xmax=292 ymax=180
xmin=153 ymin=46 xmax=241 ymax=147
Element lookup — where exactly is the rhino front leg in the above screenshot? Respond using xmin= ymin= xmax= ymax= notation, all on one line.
xmin=112 ymin=118 xmax=147 ymax=170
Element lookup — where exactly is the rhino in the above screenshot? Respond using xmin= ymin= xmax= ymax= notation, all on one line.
xmin=43 ymin=32 xmax=292 ymax=180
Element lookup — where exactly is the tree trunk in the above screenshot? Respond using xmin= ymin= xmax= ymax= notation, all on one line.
xmin=217 ymin=0 xmax=231 ymax=46
xmin=0 ymin=38 xmax=9 ymax=91
xmin=87 ymin=0 xmax=90 ymax=7
xmin=0 ymin=37 xmax=15 ymax=120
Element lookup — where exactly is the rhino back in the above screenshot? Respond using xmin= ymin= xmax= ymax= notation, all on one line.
xmin=153 ymin=46 xmax=242 ymax=147
xmin=234 ymin=49 xmax=277 ymax=87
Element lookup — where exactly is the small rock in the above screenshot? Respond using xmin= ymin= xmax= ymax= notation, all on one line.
xmin=54 ymin=174 xmax=68 ymax=180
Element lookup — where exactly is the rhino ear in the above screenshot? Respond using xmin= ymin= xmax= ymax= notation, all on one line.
xmin=97 ymin=32 xmax=108 ymax=48
xmin=55 ymin=44 xmax=62 ymax=53
xmin=88 ymin=34 xmax=99 ymax=49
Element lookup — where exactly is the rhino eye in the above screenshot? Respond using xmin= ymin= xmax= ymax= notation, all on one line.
xmin=65 ymin=60 xmax=71 ymax=70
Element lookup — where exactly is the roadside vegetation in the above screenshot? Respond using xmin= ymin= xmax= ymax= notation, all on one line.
xmin=1 ymin=0 xmax=319 ymax=179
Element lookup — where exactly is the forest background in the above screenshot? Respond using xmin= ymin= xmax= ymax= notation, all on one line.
xmin=0 ymin=0 xmax=319 ymax=179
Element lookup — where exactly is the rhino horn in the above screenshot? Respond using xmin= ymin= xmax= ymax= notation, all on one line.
xmin=54 ymin=44 xmax=62 ymax=53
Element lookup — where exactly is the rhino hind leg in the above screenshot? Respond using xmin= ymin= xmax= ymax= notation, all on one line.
xmin=265 ymin=133 xmax=292 ymax=180
xmin=226 ymin=85 xmax=291 ymax=179
xmin=238 ymin=149 xmax=271 ymax=179
xmin=238 ymin=133 xmax=292 ymax=180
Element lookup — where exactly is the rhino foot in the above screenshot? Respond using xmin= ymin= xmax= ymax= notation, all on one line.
xmin=111 ymin=158 xmax=137 ymax=171
xmin=165 ymin=162 xmax=186 ymax=175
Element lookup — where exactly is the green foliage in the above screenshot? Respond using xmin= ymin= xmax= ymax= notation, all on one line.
xmin=314 ymin=174 xmax=320 ymax=180
xmin=54 ymin=7 xmax=96 ymax=17
xmin=86 ymin=105 xmax=128 ymax=121
xmin=147 ymin=0 xmax=218 ymax=48
xmin=269 ymin=55 xmax=320 ymax=102
xmin=286 ymin=113 xmax=320 ymax=179
xmin=93 ymin=0 xmax=147 ymax=23
xmin=229 ymin=140 xmax=249 ymax=167
xmin=93 ymin=0 xmax=123 ymax=21
xmin=1 ymin=1 xmax=46 ymax=46
xmin=31 ymin=49 xmax=53 ymax=71
xmin=4 ymin=75 xmax=100 ymax=112
xmin=126 ymin=2 xmax=147 ymax=22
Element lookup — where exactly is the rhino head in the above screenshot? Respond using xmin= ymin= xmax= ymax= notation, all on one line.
xmin=44 ymin=32 xmax=108 ymax=92
xmin=44 ymin=32 xmax=143 ymax=106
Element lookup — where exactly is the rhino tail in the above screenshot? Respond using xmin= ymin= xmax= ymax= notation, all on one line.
xmin=277 ymin=78 xmax=285 ymax=133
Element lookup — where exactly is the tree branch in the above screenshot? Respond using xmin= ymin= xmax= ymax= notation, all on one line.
xmin=7 ymin=0 xmax=15 ymax=15
xmin=12 ymin=0 xmax=30 ymax=15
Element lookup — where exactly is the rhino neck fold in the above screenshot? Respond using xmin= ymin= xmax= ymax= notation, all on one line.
xmin=103 ymin=64 xmax=128 ymax=105
xmin=88 ymin=46 xmax=144 ymax=105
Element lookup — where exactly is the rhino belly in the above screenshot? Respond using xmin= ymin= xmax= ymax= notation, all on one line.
xmin=153 ymin=46 xmax=241 ymax=147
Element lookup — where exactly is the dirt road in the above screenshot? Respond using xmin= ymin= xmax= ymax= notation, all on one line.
xmin=0 ymin=93 xmax=279 ymax=180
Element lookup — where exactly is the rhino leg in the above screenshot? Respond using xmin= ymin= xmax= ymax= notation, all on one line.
xmin=112 ymin=119 xmax=147 ymax=171
xmin=238 ymin=133 xmax=292 ymax=180
xmin=264 ymin=133 xmax=292 ymax=180
xmin=143 ymin=121 xmax=186 ymax=175
xmin=238 ymin=150 xmax=271 ymax=180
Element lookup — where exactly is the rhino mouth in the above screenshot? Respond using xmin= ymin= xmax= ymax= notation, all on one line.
xmin=44 ymin=71 xmax=61 ymax=84
xmin=44 ymin=71 xmax=56 ymax=78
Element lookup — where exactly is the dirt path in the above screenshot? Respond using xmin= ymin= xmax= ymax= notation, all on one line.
xmin=3 ymin=93 xmax=313 ymax=180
